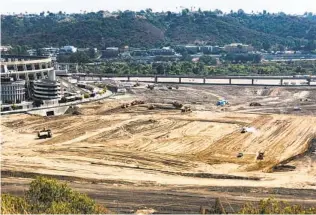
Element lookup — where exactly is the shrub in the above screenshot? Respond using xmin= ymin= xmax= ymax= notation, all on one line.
xmin=83 ymin=93 xmax=90 ymax=99
xmin=1 ymin=177 xmax=109 ymax=214
xmin=33 ymin=99 xmax=44 ymax=107
xmin=239 ymin=198 xmax=316 ymax=214
xmin=60 ymin=96 xmax=67 ymax=103
xmin=11 ymin=104 xmax=17 ymax=110
xmin=1 ymin=194 xmax=29 ymax=214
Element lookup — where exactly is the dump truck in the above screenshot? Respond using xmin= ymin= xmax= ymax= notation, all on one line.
xmin=37 ymin=128 xmax=52 ymax=139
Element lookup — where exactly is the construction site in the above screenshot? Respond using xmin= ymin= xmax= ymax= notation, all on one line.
xmin=2 ymin=83 xmax=316 ymax=213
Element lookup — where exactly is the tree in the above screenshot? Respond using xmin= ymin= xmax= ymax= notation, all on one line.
xmin=1 ymin=177 xmax=109 ymax=214
xmin=199 ymin=55 xmax=217 ymax=65
xmin=262 ymin=41 xmax=271 ymax=51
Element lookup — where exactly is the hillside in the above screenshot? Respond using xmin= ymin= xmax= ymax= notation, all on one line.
xmin=2 ymin=11 xmax=316 ymax=49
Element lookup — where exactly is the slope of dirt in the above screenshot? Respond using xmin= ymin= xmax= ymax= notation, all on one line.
xmin=2 ymin=85 xmax=316 ymax=196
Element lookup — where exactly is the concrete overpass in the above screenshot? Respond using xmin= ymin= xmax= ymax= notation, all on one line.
xmin=70 ymin=74 xmax=316 ymax=87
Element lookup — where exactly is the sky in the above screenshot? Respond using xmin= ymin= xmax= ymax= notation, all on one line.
xmin=1 ymin=0 xmax=316 ymax=15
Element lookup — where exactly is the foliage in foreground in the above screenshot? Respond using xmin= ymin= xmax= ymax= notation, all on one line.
xmin=1 ymin=177 xmax=109 ymax=214
xmin=2 ymin=177 xmax=316 ymax=214
xmin=239 ymin=198 xmax=316 ymax=214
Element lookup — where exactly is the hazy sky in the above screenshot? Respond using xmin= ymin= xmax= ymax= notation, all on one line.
xmin=1 ymin=0 xmax=316 ymax=14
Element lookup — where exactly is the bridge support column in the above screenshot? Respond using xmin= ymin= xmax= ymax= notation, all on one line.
xmin=155 ymin=76 xmax=158 ymax=83
xmin=229 ymin=78 xmax=232 ymax=85
xmin=252 ymin=79 xmax=254 ymax=85
xmin=203 ymin=78 xmax=206 ymax=84
xmin=99 ymin=76 xmax=102 ymax=81
xmin=128 ymin=76 xmax=130 ymax=82
xmin=179 ymin=77 xmax=181 ymax=84
xmin=280 ymin=78 xmax=283 ymax=86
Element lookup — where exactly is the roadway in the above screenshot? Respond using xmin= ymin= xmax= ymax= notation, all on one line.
xmin=70 ymin=74 xmax=316 ymax=87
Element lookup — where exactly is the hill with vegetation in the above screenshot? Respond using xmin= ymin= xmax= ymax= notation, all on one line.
xmin=2 ymin=10 xmax=316 ymax=50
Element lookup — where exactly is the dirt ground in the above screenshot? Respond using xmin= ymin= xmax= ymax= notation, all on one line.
xmin=2 ymin=84 xmax=316 ymax=212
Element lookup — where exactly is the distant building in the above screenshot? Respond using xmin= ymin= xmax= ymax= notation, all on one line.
xmin=0 ymin=78 xmax=26 ymax=104
xmin=60 ymin=46 xmax=77 ymax=53
xmin=224 ymin=43 xmax=254 ymax=53
xmin=184 ymin=45 xmax=200 ymax=54
xmin=102 ymin=47 xmax=119 ymax=58
xmin=40 ymin=47 xmax=60 ymax=57
xmin=0 ymin=46 xmax=12 ymax=53
xmin=148 ymin=47 xmax=176 ymax=56
xmin=201 ymin=45 xmax=221 ymax=54
xmin=27 ymin=49 xmax=37 ymax=56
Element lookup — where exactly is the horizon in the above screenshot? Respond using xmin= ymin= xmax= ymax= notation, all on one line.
xmin=1 ymin=0 xmax=316 ymax=15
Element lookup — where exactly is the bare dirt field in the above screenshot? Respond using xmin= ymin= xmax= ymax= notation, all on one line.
xmin=2 ymin=84 xmax=316 ymax=213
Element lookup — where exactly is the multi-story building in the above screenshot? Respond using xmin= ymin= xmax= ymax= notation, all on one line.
xmin=224 ymin=43 xmax=254 ymax=53
xmin=40 ymin=47 xmax=60 ymax=57
xmin=0 ymin=55 xmax=55 ymax=104
xmin=0 ymin=78 xmax=26 ymax=104
xmin=32 ymin=79 xmax=61 ymax=100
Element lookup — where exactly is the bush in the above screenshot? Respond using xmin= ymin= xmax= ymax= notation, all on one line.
xmin=83 ymin=93 xmax=90 ymax=99
xmin=33 ymin=99 xmax=44 ymax=107
xmin=1 ymin=194 xmax=29 ymax=214
xmin=60 ymin=96 xmax=67 ymax=103
xmin=239 ymin=198 xmax=316 ymax=214
xmin=11 ymin=104 xmax=17 ymax=110
xmin=1 ymin=177 xmax=110 ymax=214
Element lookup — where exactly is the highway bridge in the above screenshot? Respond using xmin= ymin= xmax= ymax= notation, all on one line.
xmin=68 ymin=73 xmax=316 ymax=87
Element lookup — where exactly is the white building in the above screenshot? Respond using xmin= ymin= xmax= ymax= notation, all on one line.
xmin=0 ymin=78 xmax=26 ymax=104
xmin=61 ymin=46 xmax=77 ymax=53
xmin=224 ymin=43 xmax=254 ymax=53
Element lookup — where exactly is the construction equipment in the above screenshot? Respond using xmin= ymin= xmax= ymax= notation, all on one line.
xmin=250 ymin=102 xmax=262 ymax=107
xmin=172 ymin=101 xmax=183 ymax=109
xmin=148 ymin=104 xmax=155 ymax=110
xmin=147 ymin=84 xmax=155 ymax=90
xmin=37 ymin=128 xmax=52 ymax=139
xmin=217 ymin=100 xmax=229 ymax=106
xmin=241 ymin=127 xmax=247 ymax=133
xmin=237 ymin=152 xmax=244 ymax=158
xmin=257 ymin=152 xmax=264 ymax=160
xmin=293 ymin=106 xmax=301 ymax=111
xmin=131 ymin=100 xmax=145 ymax=106
xmin=181 ymin=106 xmax=192 ymax=113
xmin=121 ymin=103 xmax=130 ymax=109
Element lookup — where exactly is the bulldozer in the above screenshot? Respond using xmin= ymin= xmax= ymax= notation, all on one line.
xmin=241 ymin=127 xmax=248 ymax=133
xmin=121 ymin=103 xmax=130 ymax=109
xmin=172 ymin=101 xmax=183 ymax=109
xmin=37 ymin=128 xmax=52 ymax=139
xmin=257 ymin=152 xmax=265 ymax=160
xmin=181 ymin=106 xmax=192 ymax=113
